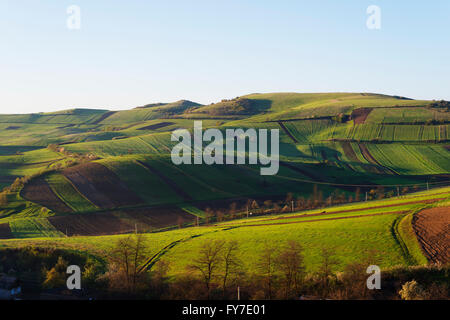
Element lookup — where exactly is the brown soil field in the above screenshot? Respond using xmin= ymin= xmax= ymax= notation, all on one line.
xmin=48 ymin=206 xmax=195 ymax=236
xmin=138 ymin=122 xmax=174 ymax=130
xmin=91 ymin=111 xmax=117 ymax=124
xmin=413 ymin=206 xmax=450 ymax=264
xmin=341 ymin=142 xmax=360 ymax=163
xmin=21 ymin=177 xmax=73 ymax=213
xmin=0 ymin=223 xmax=12 ymax=239
xmin=63 ymin=163 xmax=144 ymax=209
xmin=49 ymin=212 xmax=132 ymax=236
xmin=351 ymin=108 xmax=373 ymax=124
xmin=124 ymin=207 xmax=195 ymax=230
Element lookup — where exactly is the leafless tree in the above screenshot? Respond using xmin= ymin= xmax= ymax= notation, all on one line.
xmin=108 ymin=233 xmax=148 ymax=293
xmin=188 ymin=240 xmax=225 ymax=299
xmin=221 ymin=240 xmax=240 ymax=297
xmin=277 ymin=240 xmax=305 ymax=299
xmin=257 ymin=244 xmax=277 ymax=299
xmin=317 ymin=247 xmax=339 ymax=296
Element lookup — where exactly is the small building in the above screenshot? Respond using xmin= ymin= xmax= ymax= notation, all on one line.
xmin=0 ymin=274 xmax=21 ymax=300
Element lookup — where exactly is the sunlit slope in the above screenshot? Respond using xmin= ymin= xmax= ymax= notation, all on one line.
xmin=2 ymin=187 xmax=448 ymax=274
xmin=0 ymin=92 xmax=448 ymax=237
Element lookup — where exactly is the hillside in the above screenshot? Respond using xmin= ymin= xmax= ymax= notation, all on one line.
xmin=0 ymin=92 xmax=448 ymax=239
xmin=0 ymin=91 xmax=449 ymax=301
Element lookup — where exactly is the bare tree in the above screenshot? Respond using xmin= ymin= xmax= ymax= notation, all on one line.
xmin=0 ymin=192 xmax=7 ymax=206
xmin=108 ymin=233 xmax=148 ymax=293
xmin=317 ymin=247 xmax=339 ymax=296
xmin=221 ymin=240 xmax=240 ymax=297
xmin=257 ymin=244 xmax=277 ymax=299
xmin=205 ymin=208 xmax=214 ymax=225
xmin=189 ymin=240 xmax=225 ymax=299
xmin=277 ymin=240 xmax=305 ymax=299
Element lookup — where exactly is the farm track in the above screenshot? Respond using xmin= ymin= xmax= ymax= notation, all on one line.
xmin=0 ymin=223 xmax=12 ymax=239
xmin=358 ymin=143 xmax=397 ymax=175
xmin=278 ymin=121 xmax=298 ymax=143
xmin=21 ymin=177 xmax=73 ymax=213
xmin=138 ymin=228 xmax=234 ymax=273
xmin=136 ymin=160 xmax=193 ymax=201
xmin=228 ymin=198 xmax=445 ymax=225
xmin=217 ymin=210 xmax=408 ymax=228
xmin=412 ymin=206 xmax=450 ymax=264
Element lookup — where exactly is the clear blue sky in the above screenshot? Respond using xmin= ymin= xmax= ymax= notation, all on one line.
xmin=1 ymin=0 xmax=449 ymax=113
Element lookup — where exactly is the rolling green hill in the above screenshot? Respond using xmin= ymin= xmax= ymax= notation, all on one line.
xmin=0 ymin=92 xmax=448 ymax=270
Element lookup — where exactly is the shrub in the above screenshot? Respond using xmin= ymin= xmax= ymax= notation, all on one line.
xmin=399 ymin=280 xmax=426 ymax=300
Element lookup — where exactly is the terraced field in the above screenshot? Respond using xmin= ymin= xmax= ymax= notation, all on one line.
xmin=0 ymin=92 xmax=448 ymax=284
xmin=1 ymin=187 xmax=448 ymax=276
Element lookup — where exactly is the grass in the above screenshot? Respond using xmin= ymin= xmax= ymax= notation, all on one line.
xmin=396 ymin=211 xmax=428 ymax=265
xmin=1 ymin=187 xmax=447 ymax=276
xmin=99 ymin=156 xmax=184 ymax=205
xmin=45 ymin=173 xmax=98 ymax=212
xmin=0 ymin=92 xmax=448 ymax=279
xmin=9 ymin=218 xmax=64 ymax=238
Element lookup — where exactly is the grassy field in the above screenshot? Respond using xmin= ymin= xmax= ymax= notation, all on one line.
xmin=1 ymin=187 xmax=448 ymax=277
xmin=0 ymin=92 xmax=448 ymax=281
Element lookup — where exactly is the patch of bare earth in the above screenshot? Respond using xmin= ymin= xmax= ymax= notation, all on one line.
xmin=138 ymin=122 xmax=174 ymax=130
xmin=351 ymin=108 xmax=373 ymax=124
xmin=413 ymin=206 xmax=450 ymax=264
xmin=0 ymin=223 xmax=13 ymax=239
xmin=63 ymin=163 xmax=144 ymax=209
xmin=21 ymin=177 xmax=73 ymax=213
xmin=48 ymin=207 xmax=195 ymax=236
xmin=341 ymin=142 xmax=360 ymax=163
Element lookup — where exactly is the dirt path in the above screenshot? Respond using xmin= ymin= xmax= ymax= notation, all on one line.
xmin=218 ymin=210 xmax=408 ymax=228
xmin=229 ymin=198 xmax=445 ymax=225
xmin=136 ymin=160 xmax=193 ymax=201
xmin=412 ymin=206 xmax=450 ymax=264
xmin=358 ymin=143 xmax=397 ymax=175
